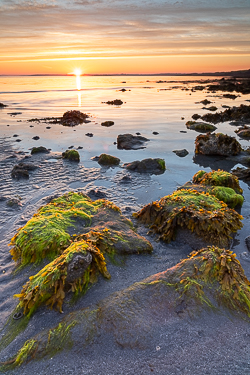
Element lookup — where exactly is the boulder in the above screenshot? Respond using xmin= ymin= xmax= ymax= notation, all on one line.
xmin=97 ymin=153 xmax=120 ymax=166
xmin=123 ymin=158 xmax=166 ymax=174
xmin=61 ymin=110 xmax=89 ymax=126
xmin=62 ymin=149 xmax=80 ymax=162
xmin=117 ymin=133 xmax=149 ymax=150
xmin=195 ymin=133 xmax=242 ymax=156
xmin=172 ymin=149 xmax=189 ymax=157
xmin=186 ymin=121 xmax=217 ymax=133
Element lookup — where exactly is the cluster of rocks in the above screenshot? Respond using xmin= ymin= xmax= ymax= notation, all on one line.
xmin=200 ymin=104 xmax=250 ymax=124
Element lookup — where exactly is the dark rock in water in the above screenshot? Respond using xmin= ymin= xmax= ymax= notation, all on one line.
xmin=97 ymin=153 xmax=120 ymax=166
xmin=46 ymin=126 xmax=51 ymax=129
xmin=8 ymin=112 xmax=22 ymax=116
xmin=119 ymin=88 xmax=127 ymax=92
xmin=186 ymin=121 xmax=217 ymax=133
xmin=0 ymin=102 xmax=7 ymax=107
xmin=32 ymin=136 xmax=40 ymax=140
xmin=232 ymin=167 xmax=250 ymax=181
xmin=173 ymin=149 xmax=189 ymax=157
xmin=229 ymin=121 xmax=244 ymax=126
xmin=66 ymin=252 xmax=92 ymax=284
xmin=222 ymin=105 xmax=230 ymax=108
xmin=201 ymin=104 xmax=250 ymax=124
xmin=77 ymin=146 xmax=83 ymax=149
xmin=136 ymin=132 xmax=141 ymax=135
xmin=87 ymin=189 xmax=107 ymax=199
xmin=6 ymin=197 xmax=22 ymax=208
xmin=31 ymin=146 xmax=49 ymax=155
xmin=62 ymin=149 xmax=80 ymax=162
xmin=13 ymin=134 xmax=19 ymax=137
xmin=101 ymin=121 xmax=114 ymax=127
xmin=152 ymin=131 xmax=159 ymax=135
xmin=245 ymin=236 xmax=250 ymax=251
xmin=193 ymin=85 xmax=204 ymax=91
xmin=235 ymin=125 xmax=250 ymax=138
xmin=68 ymin=145 xmax=74 ymax=149
xmin=11 ymin=163 xmax=37 ymax=179
xmin=15 ymin=139 xmax=22 ymax=142
xmin=195 ymin=133 xmax=242 ymax=156
xmin=117 ymin=133 xmax=149 ymax=150
xmin=104 ymin=99 xmax=123 ymax=105
xmin=180 ymin=130 xmax=187 ymax=133
xmin=85 ymin=133 xmax=93 ymax=137
xmin=61 ymin=110 xmax=89 ymax=126
xmin=119 ymin=175 xmax=132 ymax=183
xmin=200 ymin=99 xmax=212 ymax=105
xmin=205 ymin=106 xmax=218 ymax=111
xmin=223 ymin=94 xmax=238 ymax=99
xmin=123 ymin=158 xmax=166 ymax=174
xmin=192 ymin=114 xmax=201 ymax=120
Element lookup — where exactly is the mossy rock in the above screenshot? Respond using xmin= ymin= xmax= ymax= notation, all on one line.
xmin=30 ymin=146 xmax=49 ymax=155
xmin=186 ymin=121 xmax=217 ymax=133
xmin=193 ymin=170 xmax=243 ymax=194
xmin=123 ymin=158 xmax=166 ymax=174
xmin=134 ymin=189 xmax=243 ymax=247
xmin=62 ymin=149 xmax=80 ymax=162
xmin=3 ymin=246 xmax=250 ymax=369
xmin=98 ymin=153 xmax=120 ymax=166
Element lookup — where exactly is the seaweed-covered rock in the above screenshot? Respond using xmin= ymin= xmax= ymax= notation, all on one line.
xmin=201 ymin=105 xmax=250 ymax=124
xmin=11 ymin=163 xmax=38 ymax=179
xmin=104 ymin=99 xmax=123 ymax=105
xmin=101 ymin=121 xmax=114 ymax=127
xmin=192 ymin=114 xmax=201 ymax=120
xmin=123 ymin=158 xmax=166 ymax=174
xmin=30 ymin=146 xmax=50 ymax=155
xmin=235 ymin=125 xmax=250 ymax=139
xmin=195 ymin=133 xmax=242 ymax=156
xmin=97 ymin=153 xmax=120 ymax=166
xmin=186 ymin=121 xmax=217 ymax=133
xmin=62 ymin=149 xmax=80 ymax=162
xmin=117 ymin=133 xmax=149 ymax=150
xmin=4 ymin=246 xmax=250 ymax=369
xmin=9 ymin=192 xmax=152 ymax=315
xmin=134 ymin=189 xmax=243 ymax=247
xmin=61 ymin=110 xmax=89 ymax=126
xmin=192 ymin=170 xmax=243 ymax=194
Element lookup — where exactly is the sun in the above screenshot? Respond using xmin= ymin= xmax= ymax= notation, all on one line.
xmin=73 ymin=68 xmax=82 ymax=76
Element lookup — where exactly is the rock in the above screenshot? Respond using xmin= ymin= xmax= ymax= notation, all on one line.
xmin=87 ymin=189 xmax=107 ymax=199
xmin=123 ymin=158 xmax=166 ymax=174
xmin=200 ymin=99 xmax=212 ymax=105
xmin=134 ymin=188 xmax=242 ymax=247
xmin=119 ymin=88 xmax=127 ymax=92
xmin=31 ymin=146 xmax=49 ymax=155
xmin=32 ymin=136 xmax=40 ymax=140
xmin=152 ymin=131 xmax=159 ymax=135
xmin=9 ymin=192 xmax=153 ymax=316
xmin=11 ymin=163 xmax=37 ymax=179
xmin=223 ymin=94 xmax=238 ymax=99
xmin=195 ymin=133 xmax=242 ymax=156
xmin=97 ymin=153 xmax=120 ymax=166
xmin=15 ymin=139 xmax=22 ymax=142
xmin=85 ymin=133 xmax=93 ymax=137
xmin=13 ymin=134 xmax=19 ymax=137
xmin=180 ymin=130 xmax=187 ymax=133
xmin=245 ymin=236 xmax=250 ymax=251
xmin=205 ymin=106 xmax=218 ymax=111
xmin=6 ymin=197 xmax=22 ymax=208
xmin=119 ymin=175 xmax=132 ymax=183
xmin=193 ymin=85 xmax=204 ymax=90
xmin=101 ymin=121 xmax=114 ymax=127
xmin=186 ymin=121 xmax=217 ymax=133
xmin=173 ymin=149 xmax=189 ymax=157
xmin=235 ymin=125 xmax=250 ymax=138
xmin=0 ymin=102 xmax=7 ymax=107
xmin=201 ymin=105 xmax=250 ymax=124
xmin=232 ymin=167 xmax=250 ymax=181
xmin=62 ymin=149 xmax=80 ymax=162
xmin=61 ymin=110 xmax=89 ymax=126
xmin=192 ymin=114 xmax=201 ymax=120
xmin=117 ymin=133 xmax=149 ymax=150
xmin=104 ymin=99 xmax=123 ymax=105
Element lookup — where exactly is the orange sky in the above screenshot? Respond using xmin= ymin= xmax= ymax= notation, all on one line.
xmin=0 ymin=0 xmax=250 ymax=75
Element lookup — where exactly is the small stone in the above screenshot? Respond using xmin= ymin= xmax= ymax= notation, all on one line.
xmin=32 ymin=136 xmax=40 ymax=140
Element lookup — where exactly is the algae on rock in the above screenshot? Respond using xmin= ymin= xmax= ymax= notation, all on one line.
xmin=134 ymin=189 xmax=243 ymax=247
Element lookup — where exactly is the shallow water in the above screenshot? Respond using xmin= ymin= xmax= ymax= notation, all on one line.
xmin=1 ymin=76 xmax=250 ymax=371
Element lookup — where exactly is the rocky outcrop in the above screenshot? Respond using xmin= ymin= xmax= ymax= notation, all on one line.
xmin=200 ymin=105 xmax=250 ymax=124
xmin=117 ymin=134 xmax=149 ymax=150
xmin=195 ymin=133 xmax=242 ymax=156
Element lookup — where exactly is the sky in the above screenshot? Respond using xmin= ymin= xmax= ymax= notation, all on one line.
xmin=0 ymin=0 xmax=250 ymax=75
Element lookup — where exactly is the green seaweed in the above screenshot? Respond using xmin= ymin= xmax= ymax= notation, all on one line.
xmin=134 ymin=189 xmax=243 ymax=247
xmin=210 ymin=186 xmax=244 ymax=208
xmin=193 ymin=169 xmax=243 ymax=194
xmin=62 ymin=149 xmax=80 ymax=161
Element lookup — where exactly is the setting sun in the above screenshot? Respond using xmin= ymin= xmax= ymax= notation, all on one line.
xmin=73 ymin=68 xmax=82 ymax=76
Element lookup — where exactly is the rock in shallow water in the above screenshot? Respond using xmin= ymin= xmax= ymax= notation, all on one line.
xmin=117 ymin=133 xmax=149 ymax=150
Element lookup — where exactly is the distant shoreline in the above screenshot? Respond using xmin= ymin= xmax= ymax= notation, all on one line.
xmin=1 ymin=69 xmax=250 ymax=78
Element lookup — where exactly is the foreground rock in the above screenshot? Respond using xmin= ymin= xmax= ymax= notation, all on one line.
xmin=30 ymin=146 xmax=50 ymax=155
xmin=134 ymin=188 xmax=242 ymax=248
xmin=186 ymin=121 xmax=217 ymax=133
xmin=11 ymin=163 xmax=38 ymax=179
xmin=123 ymin=158 xmax=166 ymax=174
xmin=117 ymin=133 xmax=149 ymax=150
xmin=2 ymin=246 xmax=250 ymax=370
xmin=62 ymin=149 xmax=80 ymax=162
xmin=9 ymin=192 xmax=152 ymax=316
xmin=195 ymin=133 xmax=242 ymax=156
xmin=200 ymin=104 xmax=250 ymax=124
